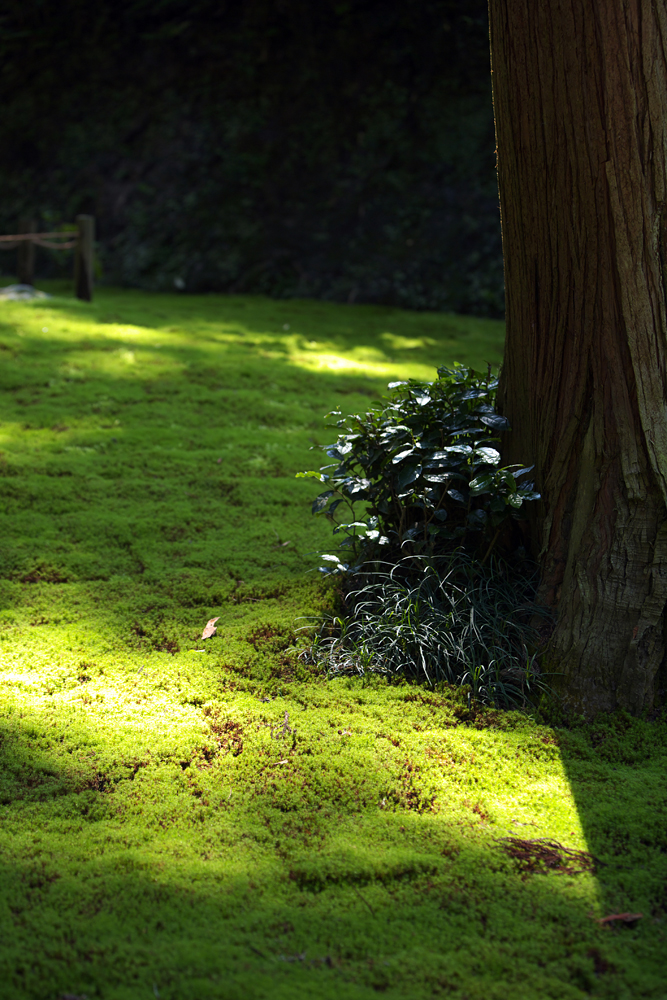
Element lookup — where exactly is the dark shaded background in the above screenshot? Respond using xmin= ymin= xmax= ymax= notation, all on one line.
xmin=0 ymin=0 xmax=501 ymax=314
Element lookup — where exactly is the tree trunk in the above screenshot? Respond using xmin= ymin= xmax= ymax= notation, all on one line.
xmin=488 ymin=0 xmax=667 ymax=713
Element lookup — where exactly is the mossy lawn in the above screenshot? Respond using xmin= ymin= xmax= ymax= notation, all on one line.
xmin=0 ymin=283 xmax=665 ymax=999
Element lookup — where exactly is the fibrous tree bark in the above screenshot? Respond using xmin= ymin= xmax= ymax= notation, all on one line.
xmin=488 ymin=0 xmax=667 ymax=713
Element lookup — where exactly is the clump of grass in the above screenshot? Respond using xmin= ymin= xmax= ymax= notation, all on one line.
xmin=301 ymin=553 xmax=550 ymax=707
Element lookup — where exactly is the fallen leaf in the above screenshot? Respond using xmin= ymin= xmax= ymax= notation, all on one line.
xmin=201 ymin=616 xmax=220 ymax=639
xmin=592 ymin=912 xmax=643 ymax=926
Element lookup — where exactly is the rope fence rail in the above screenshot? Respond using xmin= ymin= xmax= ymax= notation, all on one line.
xmin=0 ymin=232 xmax=78 ymax=250
xmin=0 ymin=215 xmax=94 ymax=301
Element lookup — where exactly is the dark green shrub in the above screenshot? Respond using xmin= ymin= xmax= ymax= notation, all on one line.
xmin=297 ymin=364 xmax=548 ymax=706
xmin=298 ymin=364 xmax=539 ymax=574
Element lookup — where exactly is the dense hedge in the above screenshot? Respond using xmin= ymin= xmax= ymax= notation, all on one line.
xmin=0 ymin=0 xmax=502 ymax=314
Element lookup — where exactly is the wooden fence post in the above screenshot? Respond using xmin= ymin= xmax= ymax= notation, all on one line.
xmin=74 ymin=215 xmax=95 ymax=301
xmin=17 ymin=217 xmax=36 ymax=285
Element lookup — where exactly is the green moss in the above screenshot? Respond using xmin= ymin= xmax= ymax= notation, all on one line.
xmin=0 ymin=284 xmax=665 ymax=999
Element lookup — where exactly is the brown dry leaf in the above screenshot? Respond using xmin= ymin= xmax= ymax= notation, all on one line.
xmin=201 ymin=616 xmax=220 ymax=639
xmin=593 ymin=912 xmax=643 ymax=926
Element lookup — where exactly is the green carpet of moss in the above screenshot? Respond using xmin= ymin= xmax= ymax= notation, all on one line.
xmin=0 ymin=283 xmax=665 ymax=999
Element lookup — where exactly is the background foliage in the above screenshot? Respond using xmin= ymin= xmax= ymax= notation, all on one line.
xmin=0 ymin=0 xmax=502 ymax=314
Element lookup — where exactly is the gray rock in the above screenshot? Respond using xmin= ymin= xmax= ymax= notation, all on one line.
xmin=0 ymin=284 xmax=52 ymax=300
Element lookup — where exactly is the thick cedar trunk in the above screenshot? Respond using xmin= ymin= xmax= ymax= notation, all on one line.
xmin=488 ymin=1 xmax=667 ymax=713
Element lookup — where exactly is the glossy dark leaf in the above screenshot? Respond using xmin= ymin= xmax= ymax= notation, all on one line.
xmin=474 ymin=446 xmax=501 ymax=464
xmin=480 ymin=413 xmax=510 ymax=430
xmin=347 ymin=478 xmax=371 ymax=495
xmin=447 ymin=489 xmax=468 ymax=504
xmin=467 ymin=509 xmax=488 ymax=528
xmin=397 ymin=462 xmax=422 ymax=490
xmin=427 ymin=447 xmax=470 ymax=461
xmin=469 ymin=473 xmax=495 ymax=495
xmin=312 ymin=490 xmax=335 ymax=514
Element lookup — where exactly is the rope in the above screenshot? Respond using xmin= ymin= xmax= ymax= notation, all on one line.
xmin=0 ymin=231 xmax=77 ymax=241
xmin=0 ymin=231 xmax=78 ymax=251
xmin=33 ymin=238 xmax=77 ymax=249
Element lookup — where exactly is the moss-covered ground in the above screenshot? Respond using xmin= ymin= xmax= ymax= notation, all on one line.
xmin=0 ymin=282 xmax=665 ymax=999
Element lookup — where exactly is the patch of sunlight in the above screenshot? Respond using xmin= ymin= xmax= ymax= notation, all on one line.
xmin=432 ymin=728 xmax=590 ymax=847
xmin=115 ymin=326 xmax=144 ymax=337
xmin=0 ymin=670 xmax=44 ymax=692
xmin=0 ymin=426 xmax=20 ymax=445
xmin=379 ymin=331 xmax=437 ymax=351
xmin=289 ymin=349 xmax=436 ymax=380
